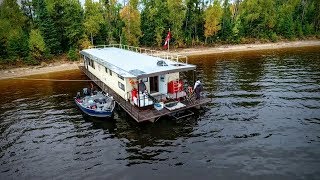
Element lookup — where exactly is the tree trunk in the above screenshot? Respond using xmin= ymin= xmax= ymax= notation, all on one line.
xmin=91 ymin=32 xmax=93 ymax=45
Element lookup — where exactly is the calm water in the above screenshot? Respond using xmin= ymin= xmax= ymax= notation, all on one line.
xmin=1 ymin=47 xmax=320 ymax=179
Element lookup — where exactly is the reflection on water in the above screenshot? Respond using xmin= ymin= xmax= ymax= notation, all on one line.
xmin=1 ymin=47 xmax=320 ymax=179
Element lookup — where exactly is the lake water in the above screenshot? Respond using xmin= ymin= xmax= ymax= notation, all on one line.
xmin=1 ymin=47 xmax=320 ymax=179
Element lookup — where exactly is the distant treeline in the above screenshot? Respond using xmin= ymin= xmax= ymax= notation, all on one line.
xmin=0 ymin=0 xmax=319 ymax=65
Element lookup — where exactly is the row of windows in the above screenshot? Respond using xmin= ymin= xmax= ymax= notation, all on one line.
xmin=87 ymin=58 xmax=95 ymax=69
xmin=104 ymin=67 xmax=125 ymax=91
xmin=105 ymin=67 xmax=124 ymax=82
xmin=85 ymin=56 xmax=125 ymax=91
xmin=105 ymin=67 xmax=112 ymax=76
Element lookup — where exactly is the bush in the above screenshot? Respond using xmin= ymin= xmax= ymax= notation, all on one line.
xmin=68 ymin=47 xmax=78 ymax=61
xmin=29 ymin=29 xmax=47 ymax=63
xmin=7 ymin=30 xmax=29 ymax=61
xmin=25 ymin=55 xmax=40 ymax=65
xmin=270 ymin=32 xmax=278 ymax=42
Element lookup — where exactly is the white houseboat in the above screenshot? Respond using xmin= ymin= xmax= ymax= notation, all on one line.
xmin=79 ymin=44 xmax=210 ymax=122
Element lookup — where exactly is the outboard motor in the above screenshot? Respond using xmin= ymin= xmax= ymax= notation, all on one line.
xmin=83 ymin=88 xmax=89 ymax=96
xmin=76 ymin=92 xmax=81 ymax=99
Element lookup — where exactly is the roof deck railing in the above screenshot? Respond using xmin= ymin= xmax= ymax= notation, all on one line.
xmin=88 ymin=44 xmax=188 ymax=64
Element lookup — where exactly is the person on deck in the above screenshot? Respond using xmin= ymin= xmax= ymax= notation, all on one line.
xmin=194 ymin=80 xmax=203 ymax=100
xmin=138 ymin=80 xmax=147 ymax=94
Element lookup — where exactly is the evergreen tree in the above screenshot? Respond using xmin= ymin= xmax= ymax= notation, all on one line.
xmin=230 ymin=0 xmax=242 ymax=41
xmin=240 ymin=0 xmax=276 ymax=38
xmin=21 ymin=0 xmax=34 ymax=30
xmin=64 ymin=0 xmax=85 ymax=48
xmin=28 ymin=29 xmax=47 ymax=63
xmin=184 ymin=0 xmax=205 ymax=45
xmin=167 ymin=0 xmax=186 ymax=47
xmin=34 ymin=0 xmax=61 ymax=55
xmin=7 ymin=30 xmax=29 ymax=62
xmin=276 ymin=0 xmax=298 ymax=39
xmin=0 ymin=0 xmax=28 ymax=61
xmin=314 ymin=0 xmax=320 ymax=33
xmin=140 ymin=0 xmax=168 ymax=47
xmin=50 ymin=0 xmax=68 ymax=51
xmin=220 ymin=0 xmax=233 ymax=41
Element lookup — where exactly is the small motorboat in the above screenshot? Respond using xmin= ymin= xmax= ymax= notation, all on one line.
xmin=75 ymin=88 xmax=115 ymax=118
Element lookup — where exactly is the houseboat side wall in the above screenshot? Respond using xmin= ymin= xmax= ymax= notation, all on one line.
xmin=83 ymin=54 xmax=182 ymax=102
xmin=83 ymin=56 xmax=128 ymax=99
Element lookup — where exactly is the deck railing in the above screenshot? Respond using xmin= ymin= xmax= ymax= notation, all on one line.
xmin=88 ymin=44 xmax=188 ymax=64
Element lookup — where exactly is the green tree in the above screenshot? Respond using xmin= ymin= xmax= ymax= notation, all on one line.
xmin=167 ymin=0 xmax=186 ymax=46
xmin=314 ymin=0 xmax=320 ymax=33
xmin=140 ymin=0 xmax=168 ymax=47
xmin=68 ymin=46 xmax=78 ymax=61
xmin=21 ymin=0 xmax=34 ymax=30
xmin=50 ymin=0 xmax=68 ymax=51
xmin=84 ymin=0 xmax=104 ymax=45
xmin=0 ymin=0 xmax=28 ymax=62
xmin=220 ymin=0 xmax=233 ymax=41
xmin=34 ymin=0 xmax=61 ymax=55
xmin=28 ymin=29 xmax=47 ymax=63
xmin=183 ymin=0 xmax=205 ymax=46
xmin=240 ymin=0 xmax=276 ymax=38
xmin=204 ymin=0 xmax=223 ymax=43
xmin=120 ymin=0 xmax=142 ymax=46
xmin=7 ymin=30 xmax=29 ymax=62
xmin=230 ymin=0 xmax=242 ymax=41
xmin=64 ymin=0 xmax=85 ymax=48
xmin=276 ymin=0 xmax=298 ymax=38
xmin=0 ymin=19 xmax=10 ymax=59
xmin=103 ymin=0 xmax=124 ymax=44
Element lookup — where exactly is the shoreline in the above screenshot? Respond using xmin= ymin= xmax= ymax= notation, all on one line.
xmin=172 ymin=40 xmax=320 ymax=56
xmin=0 ymin=62 xmax=82 ymax=80
xmin=1 ymin=40 xmax=319 ymax=80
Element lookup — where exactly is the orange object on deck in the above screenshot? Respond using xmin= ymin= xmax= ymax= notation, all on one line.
xmin=131 ymin=89 xmax=138 ymax=100
xmin=168 ymin=80 xmax=183 ymax=93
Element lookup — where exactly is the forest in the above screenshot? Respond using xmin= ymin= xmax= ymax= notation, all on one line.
xmin=0 ymin=0 xmax=319 ymax=65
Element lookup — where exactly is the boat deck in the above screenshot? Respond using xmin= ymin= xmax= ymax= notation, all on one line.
xmin=79 ymin=66 xmax=211 ymax=122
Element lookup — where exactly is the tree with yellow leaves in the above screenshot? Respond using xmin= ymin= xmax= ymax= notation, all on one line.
xmin=204 ymin=0 xmax=223 ymax=43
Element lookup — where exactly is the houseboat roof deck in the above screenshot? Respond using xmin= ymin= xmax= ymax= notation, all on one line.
xmin=81 ymin=47 xmax=196 ymax=79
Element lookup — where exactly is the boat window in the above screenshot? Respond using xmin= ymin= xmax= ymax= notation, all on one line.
xmin=118 ymin=82 xmax=125 ymax=91
xmin=105 ymin=67 xmax=108 ymax=73
xmin=89 ymin=59 xmax=95 ymax=69
xmin=109 ymin=70 xmax=112 ymax=76
xmin=118 ymin=74 xmax=124 ymax=80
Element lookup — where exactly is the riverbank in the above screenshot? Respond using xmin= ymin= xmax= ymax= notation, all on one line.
xmin=0 ymin=62 xmax=81 ymax=80
xmin=1 ymin=40 xmax=319 ymax=80
xmin=172 ymin=40 xmax=320 ymax=56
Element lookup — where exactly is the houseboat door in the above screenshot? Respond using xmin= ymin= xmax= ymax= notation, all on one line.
xmin=149 ymin=76 xmax=159 ymax=93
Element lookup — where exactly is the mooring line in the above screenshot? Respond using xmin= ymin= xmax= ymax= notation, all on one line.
xmin=12 ymin=77 xmax=100 ymax=82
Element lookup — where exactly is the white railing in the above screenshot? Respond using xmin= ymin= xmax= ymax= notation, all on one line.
xmin=88 ymin=44 xmax=188 ymax=64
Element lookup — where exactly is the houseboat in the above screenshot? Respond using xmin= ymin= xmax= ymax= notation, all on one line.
xmin=79 ymin=44 xmax=211 ymax=122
